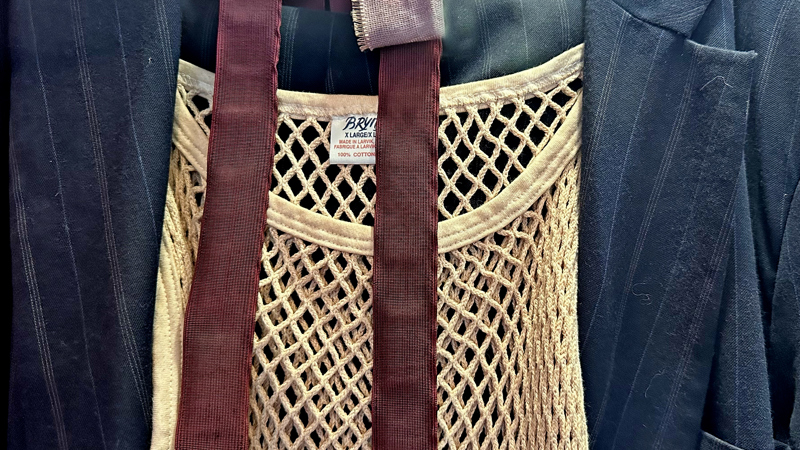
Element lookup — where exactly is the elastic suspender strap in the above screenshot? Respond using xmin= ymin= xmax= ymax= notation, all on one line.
xmin=174 ymin=0 xmax=281 ymax=448
xmin=372 ymin=39 xmax=442 ymax=450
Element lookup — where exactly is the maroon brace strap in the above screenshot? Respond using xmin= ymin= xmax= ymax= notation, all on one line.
xmin=173 ymin=0 xmax=280 ymax=448
xmin=372 ymin=40 xmax=442 ymax=449
xmin=173 ymin=0 xmax=442 ymax=447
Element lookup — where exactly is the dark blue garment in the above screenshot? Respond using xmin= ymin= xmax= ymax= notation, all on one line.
xmin=578 ymin=0 xmax=755 ymax=447
xmin=1 ymin=0 xmax=11 ymax=442
xmin=578 ymin=0 xmax=800 ymax=448
xmin=730 ymin=0 xmax=800 ymax=446
xmin=700 ymin=1 xmax=800 ymax=448
xmin=7 ymin=0 xmax=180 ymax=447
xmin=179 ymin=3 xmax=382 ymax=95
xmin=701 ymin=160 xmax=776 ymax=450
xmin=770 ymin=179 xmax=800 ymax=448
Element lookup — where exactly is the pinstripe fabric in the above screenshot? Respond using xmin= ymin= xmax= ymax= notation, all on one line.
xmin=441 ymin=0 xmax=583 ymax=86
xmin=178 ymin=3 xmax=382 ymax=95
xmin=730 ymin=1 xmax=800 ymax=446
xmin=10 ymin=138 xmax=69 ymax=450
xmin=9 ymin=0 xmax=798 ymax=448
xmin=693 ymin=9 xmax=775 ymax=447
xmin=0 ymin=0 xmax=10 ymax=440
xmin=578 ymin=0 xmax=764 ymax=448
xmin=701 ymin=159 xmax=775 ymax=450
xmin=579 ymin=0 xmax=800 ymax=448
xmin=613 ymin=0 xmax=710 ymax=36
xmin=770 ymin=177 xmax=800 ymax=448
xmin=7 ymin=0 xmax=180 ymax=447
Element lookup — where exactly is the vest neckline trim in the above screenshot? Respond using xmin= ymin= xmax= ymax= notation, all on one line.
xmin=172 ymin=44 xmax=583 ymax=256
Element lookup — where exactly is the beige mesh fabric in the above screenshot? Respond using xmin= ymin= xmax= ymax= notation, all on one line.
xmin=151 ymin=44 xmax=588 ymax=450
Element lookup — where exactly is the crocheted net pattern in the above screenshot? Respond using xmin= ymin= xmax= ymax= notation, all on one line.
xmin=157 ymin=59 xmax=586 ymax=450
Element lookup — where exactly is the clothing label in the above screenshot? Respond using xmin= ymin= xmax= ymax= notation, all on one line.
xmin=329 ymin=114 xmax=377 ymax=164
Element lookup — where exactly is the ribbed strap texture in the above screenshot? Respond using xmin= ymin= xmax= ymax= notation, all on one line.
xmin=372 ymin=40 xmax=442 ymax=450
xmin=173 ymin=0 xmax=281 ymax=448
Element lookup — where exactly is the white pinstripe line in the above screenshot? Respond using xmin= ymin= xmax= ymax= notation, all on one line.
xmin=153 ymin=0 xmax=175 ymax=81
xmin=654 ymin=67 xmax=742 ymax=449
xmin=658 ymin=4 xmax=706 ymax=29
xmin=68 ymin=0 xmax=151 ymax=422
xmin=113 ymin=0 xmax=159 ymax=236
xmin=654 ymin=175 xmax=737 ymax=449
xmin=517 ymin=0 xmax=530 ymax=63
xmin=579 ymin=9 xmax=631 ymax=349
xmin=585 ymin=28 xmax=665 ymax=441
xmin=581 ymin=9 xmax=630 ymax=189
xmin=620 ymin=45 xmax=699 ymax=310
xmin=755 ymin=0 xmax=796 ymax=103
xmin=10 ymin=136 xmax=68 ymax=450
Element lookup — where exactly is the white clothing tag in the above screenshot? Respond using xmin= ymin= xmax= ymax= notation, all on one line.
xmin=329 ymin=114 xmax=377 ymax=164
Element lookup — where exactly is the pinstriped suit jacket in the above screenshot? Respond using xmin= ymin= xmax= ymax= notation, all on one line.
xmin=579 ymin=0 xmax=800 ymax=448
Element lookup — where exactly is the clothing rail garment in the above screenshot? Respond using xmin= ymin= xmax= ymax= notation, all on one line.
xmin=8 ymin=0 xmax=800 ymax=449
xmin=1 ymin=0 xmax=11 ymax=442
xmin=6 ymin=2 xmax=586 ymax=448
xmin=7 ymin=0 xmax=181 ymax=448
xmin=577 ymin=0 xmax=800 ymax=448
xmin=733 ymin=0 xmax=800 ymax=446
xmin=151 ymin=45 xmax=589 ymax=448
xmin=157 ymin=2 xmax=589 ymax=449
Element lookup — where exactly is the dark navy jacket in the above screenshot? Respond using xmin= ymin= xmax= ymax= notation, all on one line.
xmin=579 ymin=0 xmax=800 ymax=448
